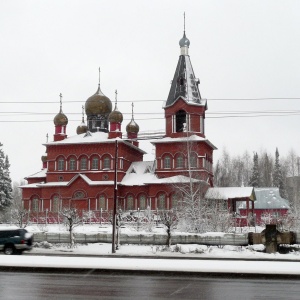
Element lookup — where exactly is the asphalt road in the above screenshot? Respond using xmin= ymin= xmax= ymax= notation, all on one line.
xmin=0 ymin=271 xmax=299 ymax=300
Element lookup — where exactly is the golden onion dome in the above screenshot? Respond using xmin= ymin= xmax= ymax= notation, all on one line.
xmin=108 ymin=105 xmax=123 ymax=123
xmin=126 ymin=119 xmax=139 ymax=133
xmin=77 ymin=123 xmax=88 ymax=135
xmin=85 ymin=85 xmax=112 ymax=115
xmin=54 ymin=111 xmax=68 ymax=126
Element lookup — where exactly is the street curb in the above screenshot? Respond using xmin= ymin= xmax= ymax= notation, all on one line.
xmin=1 ymin=266 xmax=300 ymax=279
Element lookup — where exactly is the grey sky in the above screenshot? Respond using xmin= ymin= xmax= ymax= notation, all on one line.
xmin=0 ymin=0 xmax=299 ymax=182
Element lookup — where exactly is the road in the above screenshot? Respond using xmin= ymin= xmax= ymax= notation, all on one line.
xmin=0 ymin=271 xmax=299 ymax=299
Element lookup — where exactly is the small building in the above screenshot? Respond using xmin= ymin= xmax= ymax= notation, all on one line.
xmin=205 ymin=187 xmax=256 ymax=227
xmin=239 ymin=188 xmax=290 ymax=225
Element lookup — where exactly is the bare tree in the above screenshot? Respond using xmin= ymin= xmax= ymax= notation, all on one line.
xmin=60 ymin=207 xmax=83 ymax=248
xmin=157 ymin=209 xmax=178 ymax=247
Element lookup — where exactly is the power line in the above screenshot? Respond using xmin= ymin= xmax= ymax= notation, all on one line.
xmin=0 ymin=97 xmax=300 ymax=104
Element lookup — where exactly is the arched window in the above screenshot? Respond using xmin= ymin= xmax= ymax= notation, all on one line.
xmin=176 ymin=110 xmax=186 ymax=132
xmin=189 ymin=152 xmax=197 ymax=168
xmin=32 ymin=196 xmax=39 ymax=212
xmin=68 ymin=157 xmax=76 ymax=171
xmin=175 ymin=154 xmax=184 ymax=169
xmin=91 ymin=156 xmax=99 ymax=170
xmin=126 ymin=195 xmax=134 ymax=210
xmin=52 ymin=195 xmax=60 ymax=212
xmin=163 ymin=155 xmax=171 ymax=169
xmin=57 ymin=157 xmax=65 ymax=171
xmin=103 ymin=156 xmax=111 ymax=169
xmin=80 ymin=157 xmax=88 ymax=170
xmin=138 ymin=194 xmax=147 ymax=210
xmin=73 ymin=191 xmax=85 ymax=199
xmin=98 ymin=195 xmax=106 ymax=210
xmin=171 ymin=193 xmax=181 ymax=208
xmin=157 ymin=193 xmax=166 ymax=210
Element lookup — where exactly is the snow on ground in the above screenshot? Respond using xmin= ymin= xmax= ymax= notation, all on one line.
xmin=1 ymin=223 xmax=296 ymax=260
xmin=1 ymin=223 xmax=300 ymax=275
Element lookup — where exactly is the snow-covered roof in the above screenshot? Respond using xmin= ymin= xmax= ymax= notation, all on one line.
xmin=240 ymin=188 xmax=290 ymax=209
xmin=205 ymin=187 xmax=255 ymax=201
xmin=150 ymin=134 xmax=217 ymax=150
xmin=165 ymin=54 xmax=206 ymax=107
xmin=120 ymin=161 xmax=203 ymax=186
xmin=44 ymin=132 xmax=146 ymax=154
xmin=25 ymin=168 xmax=47 ymax=179
xmin=21 ymin=173 xmax=114 ymax=188
xmin=120 ymin=161 xmax=158 ymax=186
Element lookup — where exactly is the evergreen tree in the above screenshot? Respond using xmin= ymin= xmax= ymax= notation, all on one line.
xmin=249 ymin=152 xmax=260 ymax=187
xmin=0 ymin=143 xmax=12 ymax=209
xmin=261 ymin=153 xmax=273 ymax=187
xmin=273 ymin=148 xmax=287 ymax=198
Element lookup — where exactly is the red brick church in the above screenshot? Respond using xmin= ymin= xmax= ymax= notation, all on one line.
xmin=21 ymin=31 xmax=216 ymax=221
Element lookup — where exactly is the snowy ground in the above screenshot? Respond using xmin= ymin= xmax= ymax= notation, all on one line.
xmin=1 ymin=223 xmax=300 ymax=260
xmin=1 ymin=223 xmax=300 ymax=276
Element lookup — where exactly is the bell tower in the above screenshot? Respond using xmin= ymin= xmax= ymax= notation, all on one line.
xmin=164 ymin=21 xmax=207 ymax=139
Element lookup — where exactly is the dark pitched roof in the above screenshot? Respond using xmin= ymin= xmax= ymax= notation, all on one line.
xmin=165 ymin=55 xmax=205 ymax=107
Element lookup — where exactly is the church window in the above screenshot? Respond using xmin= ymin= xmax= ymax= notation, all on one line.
xmin=103 ymin=156 xmax=111 ymax=169
xmin=175 ymin=154 xmax=184 ymax=169
xmin=91 ymin=157 xmax=99 ymax=170
xmin=138 ymin=194 xmax=147 ymax=210
xmin=164 ymin=155 xmax=171 ymax=169
xmin=52 ymin=195 xmax=60 ymax=212
xmin=200 ymin=116 xmax=204 ymax=133
xmin=69 ymin=157 xmax=76 ymax=171
xmin=80 ymin=157 xmax=87 ymax=170
xmin=98 ymin=195 xmax=106 ymax=210
xmin=157 ymin=193 xmax=166 ymax=210
xmin=74 ymin=191 xmax=85 ymax=199
xmin=189 ymin=152 xmax=197 ymax=168
xmin=57 ymin=158 xmax=65 ymax=171
xmin=32 ymin=197 xmax=39 ymax=212
xmin=126 ymin=195 xmax=134 ymax=210
xmin=175 ymin=110 xmax=186 ymax=132
xmin=171 ymin=193 xmax=180 ymax=208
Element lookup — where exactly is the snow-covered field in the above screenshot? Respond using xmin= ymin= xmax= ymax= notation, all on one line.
xmin=1 ymin=224 xmax=300 ymax=275
xmin=1 ymin=223 xmax=299 ymax=260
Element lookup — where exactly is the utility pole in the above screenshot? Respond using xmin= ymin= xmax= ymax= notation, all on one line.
xmin=112 ymin=140 xmax=118 ymax=253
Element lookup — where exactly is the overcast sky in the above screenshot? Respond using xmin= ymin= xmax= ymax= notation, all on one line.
xmin=1 ymin=0 xmax=300 ymax=182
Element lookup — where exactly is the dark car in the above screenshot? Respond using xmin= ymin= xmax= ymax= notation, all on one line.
xmin=0 ymin=228 xmax=33 ymax=255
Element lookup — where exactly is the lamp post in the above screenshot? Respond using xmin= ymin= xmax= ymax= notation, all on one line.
xmin=112 ymin=140 xmax=118 ymax=253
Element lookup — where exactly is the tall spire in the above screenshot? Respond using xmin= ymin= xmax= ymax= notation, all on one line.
xmin=179 ymin=12 xmax=190 ymax=55
xmin=165 ymin=19 xmax=204 ymax=107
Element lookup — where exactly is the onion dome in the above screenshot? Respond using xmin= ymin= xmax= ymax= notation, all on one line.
xmin=85 ymin=84 xmax=112 ymax=115
xmin=109 ymin=108 xmax=123 ymax=123
xmin=54 ymin=111 xmax=68 ymax=126
xmin=126 ymin=119 xmax=139 ymax=133
xmin=54 ymin=93 xmax=68 ymax=126
xmin=126 ymin=102 xmax=139 ymax=133
xmin=179 ymin=32 xmax=190 ymax=48
xmin=77 ymin=105 xmax=88 ymax=134
xmin=77 ymin=123 xmax=88 ymax=135
xmin=41 ymin=155 xmax=47 ymax=163
xmin=108 ymin=90 xmax=123 ymax=123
